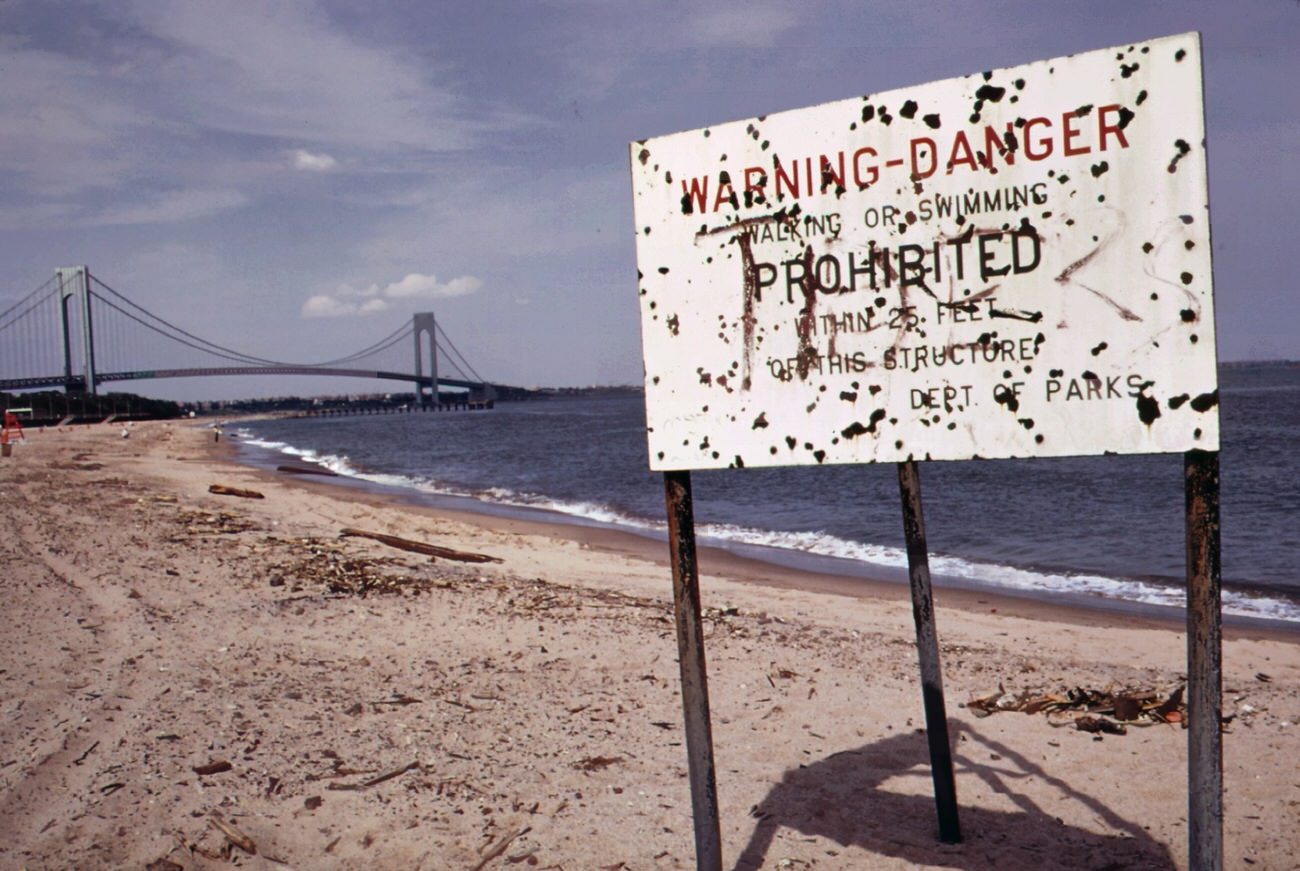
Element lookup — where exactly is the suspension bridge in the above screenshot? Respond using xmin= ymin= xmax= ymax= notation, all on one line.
xmin=0 ymin=267 xmax=519 ymax=405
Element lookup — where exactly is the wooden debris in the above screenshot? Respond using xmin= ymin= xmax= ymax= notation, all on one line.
xmin=209 ymin=814 xmax=257 ymax=855
xmin=339 ymin=527 xmax=502 ymax=563
xmin=73 ymin=740 xmax=99 ymax=765
xmin=574 ymin=755 xmax=623 ymax=772
xmin=145 ymin=860 xmax=183 ymax=871
xmin=50 ymin=460 xmax=105 ymax=472
xmin=277 ymin=464 xmax=339 ymax=477
xmin=173 ymin=509 xmax=259 ymax=536
xmin=274 ymin=544 xmax=427 ymax=597
xmin=966 ymin=682 xmax=1188 ymax=733
xmin=1076 ymin=715 xmax=1128 ymax=735
xmin=326 ymin=760 xmax=421 ymax=791
xmin=1113 ymin=694 xmax=1144 ymax=721
xmin=470 ymin=826 xmax=531 ymax=871
xmin=193 ymin=759 xmax=233 ymax=776
xmin=209 ymin=484 xmax=264 ymax=499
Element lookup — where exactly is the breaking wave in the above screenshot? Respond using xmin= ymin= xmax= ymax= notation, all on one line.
xmin=234 ymin=429 xmax=1300 ymax=626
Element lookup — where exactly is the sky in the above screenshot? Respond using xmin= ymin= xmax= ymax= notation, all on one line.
xmin=2 ymin=0 xmax=1297 ymax=401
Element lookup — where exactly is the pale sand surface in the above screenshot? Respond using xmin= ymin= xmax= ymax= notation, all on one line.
xmin=1 ymin=420 xmax=1298 ymax=870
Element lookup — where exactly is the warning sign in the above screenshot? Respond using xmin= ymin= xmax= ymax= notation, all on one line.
xmin=631 ymin=32 xmax=1218 ymax=471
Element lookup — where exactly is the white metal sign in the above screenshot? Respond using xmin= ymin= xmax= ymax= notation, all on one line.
xmin=631 ymin=33 xmax=1218 ymax=471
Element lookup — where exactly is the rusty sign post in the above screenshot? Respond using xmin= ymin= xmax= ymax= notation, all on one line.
xmin=897 ymin=459 xmax=962 ymax=843
xmin=632 ymin=32 xmax=1221 ymax=869
xmin=663 ymin=470 xmax=724 ymax=871
xmin=1185 ymin=449 xmax=1223 ymax=871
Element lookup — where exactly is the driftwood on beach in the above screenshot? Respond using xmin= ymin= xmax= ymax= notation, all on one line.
xmin=338 ymin=527 xmax=503 ymax=563
xmin=208 ymin=814 xmax=257 ymax=855
xmin=326 ymin=761 xmax=422 ymax=792
xmin=276 ymin=464 xmax=340 ymax=477
xmin=208 ymin=484 xmax=265 ymax=499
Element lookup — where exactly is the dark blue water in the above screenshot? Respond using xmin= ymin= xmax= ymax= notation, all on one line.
xmin=234 ymin=363 xmax=1300 ymax=625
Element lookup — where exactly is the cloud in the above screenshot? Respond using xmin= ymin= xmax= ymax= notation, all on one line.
xmin=334 ymin=282 xmax=380 ymax=298
xmin=291 ymin=149 xmax=337 ymax=171
xmin=301 ymin=272 xmax=481 ymax=318
xmin=301 ymin=294 xmax=390 ymax=318
xmin=384 ymin=273 xmax=482 ymax=299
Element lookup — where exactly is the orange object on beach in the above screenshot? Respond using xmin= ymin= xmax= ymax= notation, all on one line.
xmin=1 ymin=411 xmax=25 ymax=444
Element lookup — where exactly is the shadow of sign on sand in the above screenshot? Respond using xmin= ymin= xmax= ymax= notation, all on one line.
xmin=732 ymin=721 xmax=1175 ymax=870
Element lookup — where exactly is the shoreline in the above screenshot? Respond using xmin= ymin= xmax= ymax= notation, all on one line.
xmin=225 ymin=425 xmax=1300 ymax=642
xmin=3 ymin=419 xmax=1298 ymax=869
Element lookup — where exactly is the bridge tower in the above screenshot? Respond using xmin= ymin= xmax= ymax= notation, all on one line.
xmin=55 ymin=266 xmax=97 ymax=395
xmin=412 ymin=312 xmax=438 ymax=407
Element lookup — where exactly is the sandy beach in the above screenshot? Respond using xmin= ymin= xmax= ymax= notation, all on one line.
xmin=1 ymin=419 xmax=1297 ymax=870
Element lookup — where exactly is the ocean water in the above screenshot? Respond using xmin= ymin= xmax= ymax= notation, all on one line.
xmin=232 ymin=363 xmax=1300 ymax=627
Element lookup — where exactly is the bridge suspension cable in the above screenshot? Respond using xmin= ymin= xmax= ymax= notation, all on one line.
xmin=90 ymin=290 xmax=276 ymax=367
xmin=0 ymin=276 xmax=58 ymax=332
xmin=435 ymin=322 xmax=487 ymax=384
xmin=312 ymin=322 xmax=414 ymax=367
xmin=437 ymin=347 xmax=470 ymax=382
xmin=91 ymin=276 xmax=291 ymax=367
xmin=1 ymin=277 xmax=64 ymax=383
xmin=90 ymin=276 xmax=416 ymax=369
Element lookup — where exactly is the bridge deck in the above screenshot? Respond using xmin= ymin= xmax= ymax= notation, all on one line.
xmin=1 ymin=366 xmax=508 ymax=394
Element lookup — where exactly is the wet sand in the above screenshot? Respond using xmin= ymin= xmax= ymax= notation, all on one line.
xmin=1 ymin=420 xmax=1297 ymax=869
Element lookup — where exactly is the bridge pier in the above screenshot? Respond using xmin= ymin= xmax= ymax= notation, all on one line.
xmin=55 ymin=266 xmax=97 ymax=395
xmin=413 ymin=313 xmax=438 ymax=409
